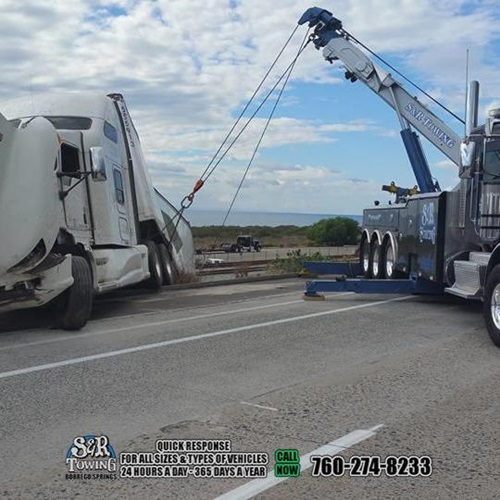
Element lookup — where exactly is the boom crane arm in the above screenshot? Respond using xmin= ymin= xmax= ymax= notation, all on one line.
xmin=298 ymin=7 xmax=463 ymax=193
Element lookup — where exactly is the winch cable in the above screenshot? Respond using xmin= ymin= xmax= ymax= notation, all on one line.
xmin=220 ymin=30 xmax=310 ymax=231
xmin=201 ymin=31 xmax=310 ymax=267
xmin=201 ymin=38 xmax=311 ymax=186
xmin=168 ymin=25 xmax=303 ymax=237
xmin=342 ymin=29 xmax=465 ymax=125
xmin=170 ymin=32 xmax=311 ymax=258
xmin=198 ymin=25 xmax=301 ymax=182
xmin=179 ymin=30 xmax=312 ymax=215
xmin=197 ymin=30 xmax=310 ymax=266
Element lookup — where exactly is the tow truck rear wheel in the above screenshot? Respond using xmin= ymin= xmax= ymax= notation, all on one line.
xmin=382 ymin=239 xmax=396 ymax=279
xmin=370 ymin=240 xmax=383 ymax=279
xmin=158 ymin=243 xmax=176 ymax=286
xmin=144 ymin=240 xmax=164 ymax=291
xmin=483 ymin=264 xmax=500 ymax=347
xmin=54 ymin=256 xmax=93 ymax=330
xmin=360 ymin=236 xmax=370 ymax=277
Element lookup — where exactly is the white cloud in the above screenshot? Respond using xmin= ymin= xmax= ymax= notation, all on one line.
xmin=0 ymin=1 xmax=498 ymax=215
xmin=434 ymin=159 xmax=457 ymax=170
xmin=189 ymin=161 xmax=383 ymax=213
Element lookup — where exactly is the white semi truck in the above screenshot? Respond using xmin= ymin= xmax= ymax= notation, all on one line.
xmin=0 ymin=93 xmax=194 ymax=329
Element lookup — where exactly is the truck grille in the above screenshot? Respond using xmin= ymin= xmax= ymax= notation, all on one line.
xmin=480 ymin=184 xmax=500 ymax=241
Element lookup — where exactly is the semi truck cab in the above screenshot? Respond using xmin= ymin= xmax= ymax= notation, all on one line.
xmin=0 ymin=93 xmax=194 ymax=329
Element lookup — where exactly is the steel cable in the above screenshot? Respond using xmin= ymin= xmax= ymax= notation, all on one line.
xmin=343 ymin=29 xmax=465 ymax=125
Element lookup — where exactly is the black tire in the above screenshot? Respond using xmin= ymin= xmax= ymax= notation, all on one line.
xmin=360 ymin=236 xmax=371 ymax=277
xmin=144 ymin=240 xmax=164 ymax=290
xmin=158 ymin=243 xmax=176 ymax=286
xmin=370 ymin=239 xmax=383 ymax=279
xmin=54 ymin=256 xmax=93 ymax=330
xmin=382 ymin=239 xmax=396 ymax=279
xmin=483 ymin=264 xmax=500 ymax=347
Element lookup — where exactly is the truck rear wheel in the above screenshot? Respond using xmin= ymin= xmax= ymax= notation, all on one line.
xmin=360 ymin=236 xmax=370 ymax=277
xmin=54 ymin=256 xmax=93 ymax=330
xmin=382 ymin=239 xmax=396 ymax=279
xmin=158 ymin=243 xmax=176 ymax=286
xmin=144 ymin=241 xmax=164 ymax=290
xmin=370 ymin=240 xmax=383 ymax=279
xmin=483 ymin=264 xmax=500 ymax=347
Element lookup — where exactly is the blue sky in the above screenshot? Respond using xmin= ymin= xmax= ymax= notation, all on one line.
xmin=1 ymin=0 xmax=499 ymax=216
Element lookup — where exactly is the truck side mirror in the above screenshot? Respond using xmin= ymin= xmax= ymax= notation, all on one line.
xmin=460 ymin=141 xmax=475 ymax=168
xmin=90 ymin=147 xmax=107 ymax=181
xmin=486 ymin=109 xmax=500 ymax=136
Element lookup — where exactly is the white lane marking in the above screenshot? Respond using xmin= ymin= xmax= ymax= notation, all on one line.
xmin=215 ymin=424 xmax=384 ymax=500
xmin=0 ymin=293 xmax=354 ymax=352
xmin=0 ymin=299 xmax=304 ymax=352
xmin=0 ymin=296 xmax=411 ymax=380
xmin=240 ymin=401 xmax=278 ymax=412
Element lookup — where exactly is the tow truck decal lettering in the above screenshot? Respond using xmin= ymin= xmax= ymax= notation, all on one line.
xmin=405 ymin=103 xmax=456 ymax=148
xmin=419 ymin=202 xmax=436 ymax=244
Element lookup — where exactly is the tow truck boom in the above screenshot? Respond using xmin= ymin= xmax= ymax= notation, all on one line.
xmin=298 ymin=7 xmax=500 ymax=349
xmin=298 ymin=7 xmax=463 ymax=192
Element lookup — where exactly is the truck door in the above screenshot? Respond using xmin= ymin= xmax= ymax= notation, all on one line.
xmin=58 ymin=131 xmax=92 ymax=240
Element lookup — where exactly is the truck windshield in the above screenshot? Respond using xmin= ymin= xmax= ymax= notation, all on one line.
xmin=483 ymin=139 xmax=500 ymax=182
xmin=8 ymin=116 xmax=92 ymax=130
xmin=44 ymin=116 xmax=92 ymax=130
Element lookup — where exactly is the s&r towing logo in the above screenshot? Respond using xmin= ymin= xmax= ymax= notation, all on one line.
xmin=65 ymin=435 xmax=118 ymax=480
xmin=419 ymin=202 xmax=437 ymax=244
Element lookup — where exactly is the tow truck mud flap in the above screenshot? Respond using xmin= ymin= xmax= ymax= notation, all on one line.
xmin=304 ymin=277 xmax=444 ymax=298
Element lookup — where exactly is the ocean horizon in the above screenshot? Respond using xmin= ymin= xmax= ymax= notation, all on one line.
xmin=186 ymin=209 xmax=363 ymax=227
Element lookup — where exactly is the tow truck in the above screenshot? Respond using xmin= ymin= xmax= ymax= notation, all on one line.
xmin=298 ymin=7 xmax=500 ymax=346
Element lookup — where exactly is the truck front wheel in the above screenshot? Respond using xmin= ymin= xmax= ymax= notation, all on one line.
xmin=483 ymin=264 xmax=500 ymax=347
xmin=54 ymin=256 xmax=93 ymax=330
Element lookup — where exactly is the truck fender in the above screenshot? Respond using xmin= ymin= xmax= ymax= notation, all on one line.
xmin=485 ymin=243 xmax=500 ymax=279
xmin=359 ymin=229 xmax=371 ymax=253
xmin=370 ymin=230 xmax=383 ymax=246
xmin=382 ymin=231 xmax=398 ymax=257
xmin=360 ymin=229 xmax=371 ymax=244
xmin=381 ymin=231 xmax=398 ymax=279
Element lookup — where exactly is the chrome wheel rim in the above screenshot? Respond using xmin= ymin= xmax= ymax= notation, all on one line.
xmin=385 ymin=245 xmax=395 ymax=278
xmin=491 ymin=284 xmax=500 ymax=330
xmin=362 ymin=242 xmax=370 ymax=273
xmin=372 ymin=245 xmax=379 ymax=277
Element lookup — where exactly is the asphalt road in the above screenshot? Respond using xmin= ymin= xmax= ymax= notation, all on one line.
xmin=1 ymin=278 xmax=500 ymax=499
